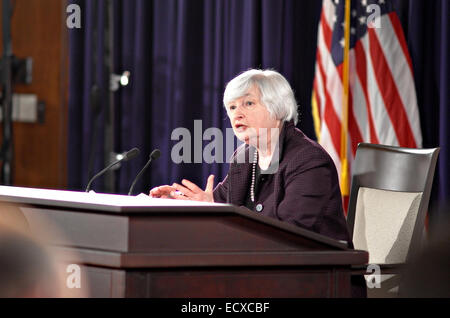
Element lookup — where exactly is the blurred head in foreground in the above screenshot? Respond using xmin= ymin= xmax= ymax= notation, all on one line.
xmin=0 ymin=223 xmax=60 ymax=297
xmin=0 ymin=225 xmax=58 ymax=297
xmin=0 ymin=203 xmax=88 ymax=297
xmin=400 ymin=202 xmax=450 ymax=297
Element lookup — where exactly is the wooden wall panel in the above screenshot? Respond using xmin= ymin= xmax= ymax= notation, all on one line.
xmin=0 ymin=0 xmax=68 ymax=189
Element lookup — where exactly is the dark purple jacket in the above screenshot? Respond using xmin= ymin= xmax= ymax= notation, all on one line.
xmin=213 ymin=120 xmax=351 ymax=243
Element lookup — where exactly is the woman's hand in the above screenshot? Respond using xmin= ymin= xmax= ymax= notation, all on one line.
xmin=172 ymin=175 xmax=215 ymax=202
xmin=149 ymin=185 xmax=177 ymax=198
xmin=149 ymin=175 xmax=215 ymax=203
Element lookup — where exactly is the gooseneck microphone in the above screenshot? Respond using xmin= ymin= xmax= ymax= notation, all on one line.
xmin=128 ymin=149 xmax=161 ymax=195
xmin=85 ymin=147 xmax=140 ymax=192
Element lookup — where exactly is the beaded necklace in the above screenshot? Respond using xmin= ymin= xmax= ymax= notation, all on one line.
xmin=250 ymin=150 xmax=258 ymax=202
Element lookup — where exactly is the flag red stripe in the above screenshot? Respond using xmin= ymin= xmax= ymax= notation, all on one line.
xmin=316 ymin=49 xmax=342 ymax=155
xmin=367 ymin=28 xmax=417 ymax=147
xmin=336 ymin=64 xmax=363 ymax=157
xmin=348 ymin=90 xmax=364 ymax=157
xmin=354 ymin=41 xmax=380 ymax=144
xmin=320 ymin=10 xmax=333 ymax=51
xmin=388 ymin=13 xmax=414 ymax=75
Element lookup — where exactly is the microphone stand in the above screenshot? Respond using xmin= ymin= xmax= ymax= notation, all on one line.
xmin=128 ymin=149 xmax=161 ymax=196
xmin=85 ymin=158 xmax=122 ymax=192
xmin=85 ymin=148 xmax=140 ymax=192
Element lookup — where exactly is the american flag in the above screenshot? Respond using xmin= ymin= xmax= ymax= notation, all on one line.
xmin=312 ymin=0 xmax=422 ymax=199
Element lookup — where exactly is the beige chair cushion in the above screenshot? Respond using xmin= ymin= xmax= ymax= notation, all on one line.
xmin=353 ymin=187 xmax=422 ymax=264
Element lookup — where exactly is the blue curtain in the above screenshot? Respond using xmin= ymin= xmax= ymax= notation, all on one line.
xmin=68 ymin=0 xmax=449 ymax=217
xmin=68 ymin=0 xmax=108 ymax=191
xmin=404 ymin=0 xmax=450 ymax=212
xmin=68 ymin=0 xmax=322 ymax=194
xmin=393 ymin=0 xmax=450 ymax=212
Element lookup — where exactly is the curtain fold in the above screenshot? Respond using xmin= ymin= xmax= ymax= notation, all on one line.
xmin=68 ymin=0 xmax=107 ymax=191
xmin=393 ymin=0 xmax=450 ymax=211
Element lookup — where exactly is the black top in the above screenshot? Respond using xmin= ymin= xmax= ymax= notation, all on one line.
xmin=244 ymin=163 xmax=271 ymax=211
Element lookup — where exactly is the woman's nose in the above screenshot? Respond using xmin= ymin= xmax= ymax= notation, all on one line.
xmin=233 ymin=111 xmax=244 ymax=121
xmin=233 ymin=105 xmax=245 ymax=118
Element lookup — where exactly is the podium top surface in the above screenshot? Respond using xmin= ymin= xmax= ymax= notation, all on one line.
xmin=0 ymin=185 xmax=230 ymax=211
xmin=0 ymin=185 xmax=351 ymax=251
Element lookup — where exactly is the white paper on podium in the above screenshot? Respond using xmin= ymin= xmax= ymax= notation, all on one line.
xmin=0 ymin=185 xmax=229 ymax=211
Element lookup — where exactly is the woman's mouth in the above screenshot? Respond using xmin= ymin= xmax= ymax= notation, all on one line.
xmin=235 ymin=124 xmax=247 ymax=132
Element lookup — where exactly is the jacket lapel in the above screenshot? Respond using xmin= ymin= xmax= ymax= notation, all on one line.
xmin=226 ymin=121 xmax=294 ymax=205
xmin=227 ymin=145 xmax=254 ymax=205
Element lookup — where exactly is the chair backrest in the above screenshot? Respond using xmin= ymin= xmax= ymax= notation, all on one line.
xmin=347 ymin=143 xmax=440 ymax=265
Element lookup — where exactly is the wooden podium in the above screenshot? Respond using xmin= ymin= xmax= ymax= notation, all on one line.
xmin=0 ymin=186 xmax=368 ymax=298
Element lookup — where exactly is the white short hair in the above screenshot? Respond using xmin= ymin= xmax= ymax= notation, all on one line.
xmin=223 ymin=69 xmax=299 ymax=124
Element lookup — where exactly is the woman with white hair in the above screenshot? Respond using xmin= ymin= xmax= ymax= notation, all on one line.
xmin=150 ymin=69 xmax=349 ymax=242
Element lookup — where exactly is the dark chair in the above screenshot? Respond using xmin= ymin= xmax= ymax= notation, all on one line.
xmin=346 ymin=143 xmax=440 ymax=297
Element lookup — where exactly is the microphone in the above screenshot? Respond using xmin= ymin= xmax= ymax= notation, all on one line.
xmin=85 ymin=147 xmax=140 ymax=192
xmin=128 ymin=149 xmax=161 ymax=195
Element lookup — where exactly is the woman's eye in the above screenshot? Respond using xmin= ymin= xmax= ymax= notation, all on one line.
xmin=229 ymin=105 xmax=236 ymax=110
xmin=246 ymin=101 xmax=253 ymax=106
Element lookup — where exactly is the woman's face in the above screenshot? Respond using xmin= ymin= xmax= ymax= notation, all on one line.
xmin=226 ymin=84 xmax=281 ymax=146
